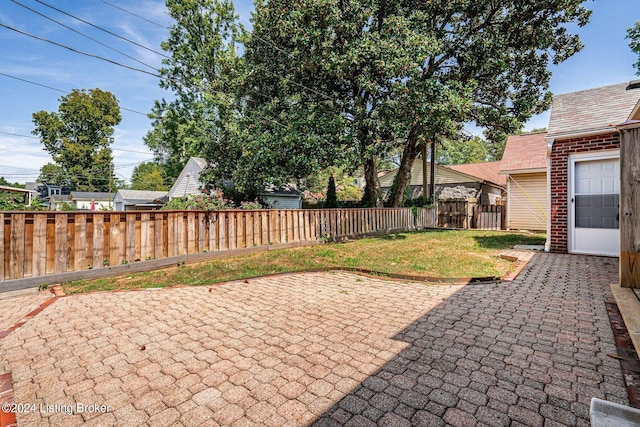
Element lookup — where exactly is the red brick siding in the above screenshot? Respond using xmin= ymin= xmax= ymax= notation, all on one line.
xmin=549 ymin=133 xmax=620 ymax=253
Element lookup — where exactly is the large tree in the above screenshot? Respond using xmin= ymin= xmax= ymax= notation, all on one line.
xmin=32 ymin=88 xmax=121 ymax=192
xmin=130 ymin=162 xmax=168 ymax=191
xmin=146 ymin=0 xmax=245 ymax=184
xmin=243 ymin=0 xmax=590 ymax=206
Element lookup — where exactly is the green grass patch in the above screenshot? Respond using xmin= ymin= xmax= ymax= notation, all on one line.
xmin=63 ymin=229 xmax=545 ymax=294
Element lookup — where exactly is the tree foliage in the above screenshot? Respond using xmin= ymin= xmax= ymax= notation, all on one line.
xmin=628 ymin=22 xmax=640 ymax=75
xmin=326 ymin=176 xmax=338 ymax=208
xmin=0 ymin=177 xmax=25 ymax=188
xmin=146 ymin=0 xmax=245 ymax=183
xmin=150 ymin=0 xmax=590 ymax=205
xmin=32 ymin=88 xmax=121 ymax=192
xmin=244 ymin=0 xmax=590 ymax=206
xmin=131 ymin=162 xmax=168 ymax=191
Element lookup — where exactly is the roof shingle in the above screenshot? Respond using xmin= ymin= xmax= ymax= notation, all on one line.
xmin=547 ymin=82 xmax=640 ymax=138
xmin=447 ymin=161 xmax=506 ymax=187
xmin=499 ymin=132 xmax=547 ymax=173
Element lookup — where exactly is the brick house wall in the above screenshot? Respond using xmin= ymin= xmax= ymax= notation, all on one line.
xmin=549 ymin=132 xmax=620 ymax=253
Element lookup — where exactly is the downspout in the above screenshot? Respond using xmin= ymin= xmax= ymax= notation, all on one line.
xmin=545 ymin=137 xmax=555 ymax=252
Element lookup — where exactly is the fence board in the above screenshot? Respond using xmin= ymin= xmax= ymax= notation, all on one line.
xmin=109 ymin=214 xmax=120 ymax=266
xmin=141 ymin=213 xmax=151 ymax=260
xmin=208 ymin=212 xmax=218 ymax=251
xmin=238 ymin=212 xmax=246 ymax=249
xmin=126 ymin=215 xmax=137 ymax=263
xmin=228 ymin=212 xmax=237 ymax=250
xmin=93 ymin=214 xmax=104 ymax=269
xmin=197 ymin=213 xmax=207 ymax=252
xmin=243 ymin=212 xmax=251 ymax=248
xmin=33 ymin=214 xmax=46 ymax=277
xmin=219 ymin=212 xmax=227 ymax=250
xmin=10 ymin=214 xmax=25 ymax=279
xmin=154 ymin=214 xmax=164 ymax=259
xmin=187 ymin=212 xmax=196 ymax=254
xmin=74 ymin=214 xmax=87 ymax=271
xmin=54 ymin=214 xmax=67 ymax=274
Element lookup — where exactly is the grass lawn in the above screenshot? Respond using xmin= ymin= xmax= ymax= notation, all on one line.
xmin=63 ymin=229 xmax=545 ymax=294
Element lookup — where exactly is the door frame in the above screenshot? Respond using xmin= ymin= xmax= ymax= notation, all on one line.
xmin=567 ymin=149 xmax=620 ymax=256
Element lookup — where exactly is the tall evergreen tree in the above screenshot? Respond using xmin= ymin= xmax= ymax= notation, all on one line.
xmin=326 ymin=176 xmax=338 ymax=208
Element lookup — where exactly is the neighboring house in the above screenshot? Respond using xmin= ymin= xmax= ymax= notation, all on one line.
xmin=499 ymin=132 xmax=548 ymax=231
xmin=378 ymin=160 xmax=505 ymax=205
xmin=261 ymin=184 xmax=302 ymax=209
xmin=26 ymin=182 xmax=71 ymax=209
xmin=69 ymin=192 xmax=113 ymax=210
xmin=546 ymin=81 xmax=640 ymax=256
xmin=167 ymin=157 xmax=208 ymax=200
xmin=169 ymin=157 xmax=303 ymax=209
xmin=113 ymin=190 xmax=167 ymax=211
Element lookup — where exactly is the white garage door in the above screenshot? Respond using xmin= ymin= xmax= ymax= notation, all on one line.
xmin=570 ymin=153 xmax=619 ymax=256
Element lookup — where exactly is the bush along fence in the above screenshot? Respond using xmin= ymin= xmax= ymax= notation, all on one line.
xmin=0 ymin=207 xmax=436 ymax=291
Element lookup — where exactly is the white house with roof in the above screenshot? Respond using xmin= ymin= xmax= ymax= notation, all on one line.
xmin=113 ymin=190 xmax=167 ymax=211
xmin=167 ymin=157 xmax=208 ymax=200
xmin=69 ymin=192 xmax=113 ymax=210
xmin=168 ymin=157 xmax=302 ymax=209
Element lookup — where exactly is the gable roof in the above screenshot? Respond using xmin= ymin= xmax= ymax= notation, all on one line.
xmin=547 ymin=82 xmax=640 ymax=138
xmin=499 ymin=132 xmax=547 ymax=174
xmin=70 ymin=191 xmax=113 ymax=201
xmin=167 ymin=157 xmax=207 ymax=199
xmin=378 ymin=159 xmax=505 ymax=188
xmin=447 ymin=161 xmax=506 ymax=187
xmin=115 ymin=190 xmax=167 ymax=203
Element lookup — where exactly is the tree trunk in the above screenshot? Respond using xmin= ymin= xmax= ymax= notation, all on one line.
xmin=389 ymin=131 xmax=422 ymax=207
xmin=362 ymin=157 xmax=383 ymax=207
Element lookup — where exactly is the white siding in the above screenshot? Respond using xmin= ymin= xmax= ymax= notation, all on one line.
xmin=507 ymin=172 xmax=547 ymax=231
xmin=263 ymin=196 xmax=301 ymax=209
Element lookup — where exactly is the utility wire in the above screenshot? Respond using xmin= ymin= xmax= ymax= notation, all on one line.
xmin=2 ymin=10 xmax=292 ymax=130
xmin=0 ymin=72 xmax=149 ymax=116
xmin=97 ymin=0 xmax=171 ymax=30
xmin=0 ymin=72 xmax=66 ymax=93
xmin=1 ymin=24 xmax=162 ymax=79
xmin=33 ymin=0 xmax=170 ymax=59
xmin=10 ymin=0 xmax=159 ymax=72
xmin=0 ymin=131 xmax=153 ymax=155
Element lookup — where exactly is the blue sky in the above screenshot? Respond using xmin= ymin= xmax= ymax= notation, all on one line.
xmin=0 ymin=0 xmax=638 ymax=184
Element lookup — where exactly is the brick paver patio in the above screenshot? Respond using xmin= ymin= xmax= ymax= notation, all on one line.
xmin=0 ymin=253 xmax=629 ymax=426
xmin=0 ymin=291 xmax=52 ymax=332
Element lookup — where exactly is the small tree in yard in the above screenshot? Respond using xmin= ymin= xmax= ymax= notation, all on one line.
xmin=326 ymin=176 xmax=338 ymax=208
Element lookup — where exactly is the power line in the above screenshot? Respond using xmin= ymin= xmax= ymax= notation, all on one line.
xmin=33 ymin=0 xmax=170 ymax=59
xmin=0 ymin=72 xmax=149 ymax=116
xmin=0 ymin=24 xmax=162 ymax=79
xmin=10 ymin=0 xmax=159 ymax=72
xmin=97 ymin=0 xmax=171 ymax=30
xmin=0 ymin=131 xmax=153 ymax=155
xmin=0 ymin=131 xmax=38 ymax=139
xmin=2 ymin=12 xmax=290 ymax=130
xmin=0 ymin=72 xmax=66 ymax=93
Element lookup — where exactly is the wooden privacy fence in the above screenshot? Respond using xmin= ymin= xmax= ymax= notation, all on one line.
xmin=0 ymin=207 xmax=435 ymax=284
xmin=438 ymin=201 xmax=505 ymax=230
xmin=472 ymin=204 xmax=504 ymax=230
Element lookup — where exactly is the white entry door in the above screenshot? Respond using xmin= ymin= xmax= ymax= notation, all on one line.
xmin=569 ymin=153 xmax=619 ymax=256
